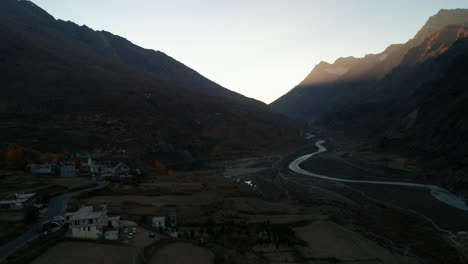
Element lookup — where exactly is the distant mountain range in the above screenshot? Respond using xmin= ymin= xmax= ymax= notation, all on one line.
xmin=0 ymin=0 xmax=301 ymax=165
xmin=271 ymin=9 xmax=468 ymax=192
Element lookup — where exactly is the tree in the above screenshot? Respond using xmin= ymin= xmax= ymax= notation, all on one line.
xmin=202 ymin=176 xmax=212 ymax=188
xmin=154 ymin=160 xmax=167 ymax=175
xmin=211 ymin=145 xmax=221 ymax=156
xmin=168 ymin=169 xmax=175 ymax=177
xmin=0 ymin=147 xmax=5 ymax=168
xmin=5 ymin=145 xmax=26 ymax=169
xmin=191 ymin=172 xmax=200 ymax=182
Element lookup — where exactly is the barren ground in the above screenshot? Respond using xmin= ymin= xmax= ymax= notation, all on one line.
xmin=30 ymin=241 xmax=138 ymax=264
xmin=149 ymin=242 xmax=214 ymax=264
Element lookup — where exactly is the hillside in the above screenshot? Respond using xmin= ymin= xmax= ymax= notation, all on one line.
xmin=0 ymin=0 xmax=302 ymax=166
xmin=271 ymin=9 xmax=468 ymax=122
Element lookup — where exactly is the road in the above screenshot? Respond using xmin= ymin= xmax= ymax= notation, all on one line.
xmin=0 ymin=181 xmax=108 ymax=262
xmin=289 ymin=140 xmax=468 ymax=211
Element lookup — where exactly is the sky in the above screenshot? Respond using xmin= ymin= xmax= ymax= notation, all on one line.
xmin=32 ymin=0 xmax=468 ymax=104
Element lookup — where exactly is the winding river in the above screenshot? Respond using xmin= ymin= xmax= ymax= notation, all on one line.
xmin=289 ymin=140 xmax=468 ymax=211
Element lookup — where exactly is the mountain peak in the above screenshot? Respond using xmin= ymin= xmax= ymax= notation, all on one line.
xmin=412 ymin=9 xmax=468 ymax=46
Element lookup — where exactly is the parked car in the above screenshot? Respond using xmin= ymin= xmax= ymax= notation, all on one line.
xmin=39 ymin=221 xmax=62 ymax=235
xmin=52 ymin=216 xmax=65 ymax=225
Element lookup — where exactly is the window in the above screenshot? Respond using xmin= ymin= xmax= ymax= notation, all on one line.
xmin=88 ymin=226 xmax=91 ymax=231
xmin=89 ymin=219 xmax=93 ymax=224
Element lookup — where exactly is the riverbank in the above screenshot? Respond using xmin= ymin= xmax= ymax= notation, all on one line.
xmin=296 ymin=140 xmax=468 ymax=233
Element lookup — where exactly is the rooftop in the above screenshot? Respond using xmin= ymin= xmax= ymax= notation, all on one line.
xmin=0 ymin=198 xmax=29 ymax=205
xmin=15 ymin=193 xmax=36 ymax=200
xmin=69 ymin=205 xmax=108 ymax=220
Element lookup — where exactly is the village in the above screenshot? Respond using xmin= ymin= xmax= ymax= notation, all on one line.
xmin=0 ymin=148 xmax=320 ymax=264
xmin=2 ymin=146 xmax=467 ymax=264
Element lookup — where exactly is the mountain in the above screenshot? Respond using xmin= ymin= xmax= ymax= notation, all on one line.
xmin=270 ymin=9 xmax=468 ymax=122
xmin=271 ymin=9 xmax=468 ymax=194
xmin=0 ymin=0 xmax=301 ymax=166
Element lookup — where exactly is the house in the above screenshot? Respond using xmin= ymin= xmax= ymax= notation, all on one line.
xmin=29 ymin=164 xmax=53 ymax=175
xmin=65 ymin=205 xmax=119 ymax=240
xmin=60 ymin=162 xmax=77 ymax=177
xmin=0 ymin=193 xmax=37 ymax=210
xmin=101 ymin=162 xmax=130 ymax=175
xmin=152 ymin=216 xmax=165 ymax=232
xmin=87 ymin=157 xmax=99 ymax=175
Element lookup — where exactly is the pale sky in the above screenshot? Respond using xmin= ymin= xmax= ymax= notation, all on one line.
xmin=31 ymin=0 xmax=468 ymax=103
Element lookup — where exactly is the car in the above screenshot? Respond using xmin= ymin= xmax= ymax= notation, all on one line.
xmin=123 ymin=228 xmax=129 ymax=233
xmin=149 ymin=232 xmax=155 ymax=238
xmin=127 ymin=234 xmax=133 ymax=240
xmin=39 ymin=221 xmax=62 ymax=235
xmin=52 ymin=216 xmax=65 ymax=225
xmin=131 ymin=227 xmax=137 ymax=232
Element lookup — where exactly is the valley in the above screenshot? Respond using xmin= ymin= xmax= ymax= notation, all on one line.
xmin=2 ymin=0 xmax=468 ymax=263
xmin=4 ymin=134 xmax=466 ymax=263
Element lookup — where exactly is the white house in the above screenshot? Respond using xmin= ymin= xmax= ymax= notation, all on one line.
xmin=29 ymin=164 xmax=53 ymax=175
xmin=88 ymin=157 xmax=99 ymax=175
xmin=60 ymin=162 xmax=77 ymax=177
xmin=0 ymin=193 xmax=37 ymax=210
xmin=65 ymin=205 xmax=119 ymax=240
xmin=152 ymin=216 xmax=165 ymax=231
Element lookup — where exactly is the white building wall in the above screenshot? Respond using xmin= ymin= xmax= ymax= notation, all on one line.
xmin=152 ymin=216 xmax=165 ymax=230
xmin=71 ymin=225 xmax=101 ymax=240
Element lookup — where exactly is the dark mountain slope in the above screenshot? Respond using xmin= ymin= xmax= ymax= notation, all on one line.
xmin=322 ymin=33 xmax=468 ymax=193
xmin=0 ymin=0 xmax=260 ymax=104
xmin=324 ymin=26 xmax=468 ymax=134
xmin=0 ymin=0 xmax=301 ymax=165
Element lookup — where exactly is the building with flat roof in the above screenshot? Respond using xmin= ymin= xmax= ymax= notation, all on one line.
xmin=65 ymin=205 xmax=120 ymax=240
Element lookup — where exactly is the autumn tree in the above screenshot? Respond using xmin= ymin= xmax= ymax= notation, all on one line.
xmin=191 ymin=172 xmax=200 ymax=182
xmin=202 ymin=176 xmax=212 ymax=188
xmin=154 ymin=160 xmax=167 ymax=175
xmin=211 ymin=145 xmax=221 ymax=157
xmin=5 ymin=145 xmax=26 ymax=169
xmin=0 ymin=147 xmax=5 ymax=168
xmin=168 ymin=169 xmax=175 ymax=177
